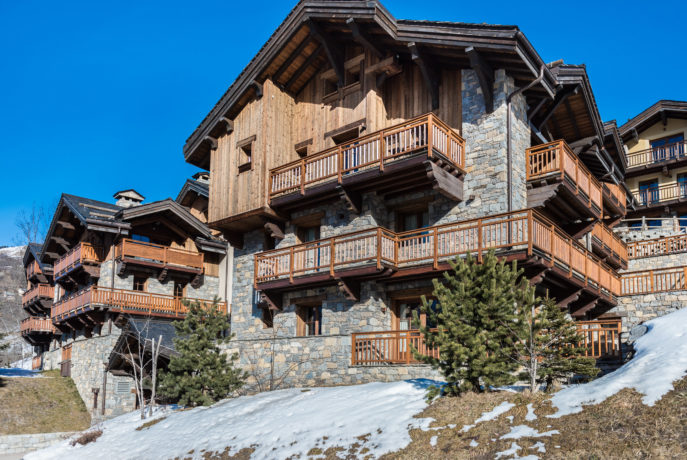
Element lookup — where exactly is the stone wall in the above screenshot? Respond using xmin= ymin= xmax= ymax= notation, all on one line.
xmin=611 ymin=291 xmax=687 ymax=333
xmin=0 ymin=432 xmax=77 ymax=455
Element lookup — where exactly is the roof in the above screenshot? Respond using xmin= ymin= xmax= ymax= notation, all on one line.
xmin=618 ymin=100 xmax=687 ymax=140
xmin=182 ymin=0 xmax=558 ymax=168
xmin=23 ymin=243 xmax=44 ymax=267
xmin=113 ymin=189 xmax=145 ymax=201
xmin=603 ymin=120 xmax=627 ymax=172
xmin=118 ymin=198 xmax=214 ymax=240
xmin=107 ymin=318 xmax=179 ymax=371
xmin=176 ymin=178 xmax=209 ymax=206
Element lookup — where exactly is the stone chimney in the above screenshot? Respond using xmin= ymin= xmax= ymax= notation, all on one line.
xmin=113 ymin=189 xmax=145 ymax=208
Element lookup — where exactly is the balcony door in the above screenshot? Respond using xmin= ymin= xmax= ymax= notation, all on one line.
xmin=391 ymin=298 xmax=437 ymax=361
xmin=638 ymin=179 xmax=659 ymax=205
xmin=651 ymin=134 xmax=684 ymax=162
xmin=678 ymin=173 xmax=687 ymax=198
xmin=297 ymin=225 xmax=322 ymax=272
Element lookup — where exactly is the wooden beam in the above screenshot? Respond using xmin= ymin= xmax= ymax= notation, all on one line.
xmin=336 ymin=185 xmax=362 ymax=214
xmin=346 ymin=18 xmax=383 ymax=58
xmin=250 ymin=81 xmax=263 ymax=99
xmin=203 ymin=136 xmax=218 ymax=151
xmin=56 ymin=220 xmax=75 ymax=231
xmin=218 ymin=116 xmax=233 ymax=135
xmin=564 ymin=98 xmax=581 ymax=139
xmin=534 ymin=84 xmax=579 ymax=131
xmin=285 ymin=44 xmax=323 ymax=90
xmin=308 ymin=20 xmax=344 ymax=88
xmin=528 ymin=268 xmax=550 ymax=286
xmin=571 ymin=299 xmax=598 ymax=318
xmin=264 ymin=222 xmax=285 ymax=240
xmin=337 ymin=277 xmax=360 ymax=301
xmin=273 ymin=35 xmax=312 ymax=82
xmin=409 ymin=42 xmax=440 ymax=110
xmin=556 ymin=289 xmax=582 ymax=310
xmin=259 ymin=290 xmax=283 ymax=311
xmin=466 ymin=46 xmax=494 ymax=113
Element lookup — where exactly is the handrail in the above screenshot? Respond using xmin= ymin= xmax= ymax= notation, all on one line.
xmin=53 ymin=242 xmax=103 ymax=278
xmin=601 ymin=182 xmax=626 ymax=210
xmin=621 ymin=266 xmax=687 ymax=295
xmin=20 ymin=316 xmax=55 ymax=334
xmin=269 ymin=113 xmax=466 ymax=198
xmin=26 ymin=260 xmax=42 ymax=279
xmin=626 ymin=140 xmax=687 ymax=168
xmin=633 ymin=182 xmax=687 ymax=206
xmin=526 ymin=140 xmax=603 ymax=212
xmin=626 ymin=233 xmax=687 ymax=259
xmin=591 ymin=222 xmax=628 ymax=264
xmin=51 ymin=285 xmax=227 ymax=320
xmin=21 ymin=284 xmax=54 ymax=306
xmin=115 ymin=239 xmax=204 ymax=270
xmin=255 ymin=209 xmax=621 ymax=297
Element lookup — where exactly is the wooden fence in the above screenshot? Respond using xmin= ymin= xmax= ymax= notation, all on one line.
xmin=21 ymin=283 xmax=53 ymax=307
xmin=526 ymin=140 xmax=602 ymax=212
xmin=255 ymin=209 xmax=621 ymax=298
xmin=54 ymin=242 xmax=103 ymax=278
xmin=575 ymin=320 xmax=622 ymax=360
xmin=115 ymin=239 xmax=204 ymax=270
xmin=626 ymin=234 xmax=687 ymax=259
xmin=626 ymin=140 xmax=687 ymax=168
xmin=51 ymin=286 xmax=227 ymax=321
xmin=621 ymin=266 xmax=687 ymax=295
xmin=269 ymin=113 xmax=465 ymax=198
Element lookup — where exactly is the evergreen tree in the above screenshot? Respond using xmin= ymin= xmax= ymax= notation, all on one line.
xmin=413 ymin=251 xmax=530 ymax=398
xmin=0 ymin=332 xmax=8 ymax=352
xmin=158 ymin=300 xmax=246 ymax=406
xmin=514 ymin=296 xmax=599 ymax=393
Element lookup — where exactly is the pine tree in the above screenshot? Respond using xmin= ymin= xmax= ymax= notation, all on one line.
xmin=158 ymin=299 xmax=246 ymax=406
xmin=514 ymin=296 xmax=599 ymax=393
xmin=413 ymin=251 xmax=530 ymax=398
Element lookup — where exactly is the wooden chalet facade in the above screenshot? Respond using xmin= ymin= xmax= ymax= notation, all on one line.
xmin=182 ymin=0 xmax=631 ymax=387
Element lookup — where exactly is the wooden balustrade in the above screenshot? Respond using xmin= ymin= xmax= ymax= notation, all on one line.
xmin=53 ymin=242 xmax=103 ymax=278
xmin=21 ymin=283 xmax=53 ymax=307
xmin=627 ymin=234 xmax=687 ymax=259
xmin=26 ymin=260 xmax=41 ymax=279
xmin=351 ymin=329 xmax=440 ymax=365
xmin=621 ymin=266 xmax=687 ymax=295
xmin=256 ymin=209 xmax=621 ymax=298
xmin=591 ymin=222 xmax=628 ymax=264
xmin=575 ymin=320 xmax=622 ymax=360
xmin=626 ymin=140 xmax=687 ymax=168
xmin=601 ymin=182 xmax=626 ymax=212
xmin=633 ymin=183 xmax=687 ymax=206
xmin=269 ymin=113 xmax=466 ymax=198
xmin=51 ymin=285 xmax=227 ymax=321
xmin=115 ymin=239 xmax=204 ymax=270
xmin=20 ymin=316 xmax=55 ymax=334
xmin=526 ymin=140 xmax=603 ymax=212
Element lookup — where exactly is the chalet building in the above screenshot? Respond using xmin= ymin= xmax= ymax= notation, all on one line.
xmin=182 ymin=0 xmax=631 ymax=388
xmin=20 ymin=178 xmax=230 ymax=418
xmin=610 ymin=101 xmax=687 ymax=331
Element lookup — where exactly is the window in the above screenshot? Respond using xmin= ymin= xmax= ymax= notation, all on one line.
xmin=678 ymin=173 xmax=687 ymax=197
xmin=297 ymin=225 xmax=320 ymax=243
xmin=132 ymin=234 xmax=150 ymax=243
xmin=297 ymin=305 xmax=322 ymax=336
xmin=651 ymin=134 xmax=685 ymax=162
xmin=638 ymin=179 xmax=659 ymax=205
xmin=398 ymin=210 xmax=430 ymax=232
xmin=237 ymin=135 xmax=256 ymax=173
xmin=679 ymin=214 xmax=687 ymax=228
xmin=393 ymin=299 xmax=438 ymax=330
xmin=260 ymin=306 xmax=273 ymax=329
xmin=133 ymin=275 xmax=147 ymax=292
xmin=173 ymin=281 xmax=186 ymax=298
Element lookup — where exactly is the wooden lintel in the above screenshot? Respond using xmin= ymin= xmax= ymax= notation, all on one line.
xmin=337 ymin=277 xmax=360 ymax=301
xmin=259 ymin=290 xmax=283 ymax=311
xmin=336 ymin=185 xmax=362 ymax=214
xmin=466 ymin=46 xmax=494 ymax=113
xmin=308 ymin=20 xmax=344 ymax=87
xmin=264 ymin=221 xmax=285 ymax=240
xmin=346 ymin=18 xmax=383 ymax=58
xmin=409 ymin=42 xmax=439 ymax=110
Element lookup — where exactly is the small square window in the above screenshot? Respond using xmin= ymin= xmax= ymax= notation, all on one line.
xmin=237 ymin=135 xmax=256 ymax=173
xmin=173 ymin=281 xmax=187 ymax=298
xmin=133 ymin=275 xmax=147 ymax=292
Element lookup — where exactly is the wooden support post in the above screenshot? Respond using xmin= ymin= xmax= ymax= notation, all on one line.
xmin=408 ymin=42 xmax=440 ymax=110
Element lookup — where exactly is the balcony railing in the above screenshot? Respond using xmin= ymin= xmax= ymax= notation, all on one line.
xmin=20 ymin=316 xmax=55 ymax=334
xmin=526 ymin=140 xmax=602 ymax=213
xmin=26 ymin=260 xmax=41 ymax=280
xmin=255 ymin=209 xmax=621 ymax=298
xmin=622 ymin=266 xmax=687 ymax=295
xmin=51 ymin=286 xmax=227 ymax=321
xmin=633 ymin=183 xmax=687 ymax=206
xmin=115 ymin=239 xmax=204 ymax=271
xmin=351 ymin=320 xmax=622 ymax=365
xmin=591 ymin=222 xmax=628 ymax=265
xmin=21 ymin=284 xmax=53 ymax=307
xmin=627 ymin=234 xmax=687 ymax=259
xmin=269 ymin=113 xmax=466 ymax=199
xmin=626 ymin=140 xmax=687 ymax=169
xmin=54 ymin=242 xmax=103 ymax=279
xmin=601 ymin=182 xmax=626 ymax=213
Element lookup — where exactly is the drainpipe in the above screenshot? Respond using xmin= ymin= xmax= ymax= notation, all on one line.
xmin=505 ymin=60 xmax=563 ymax=212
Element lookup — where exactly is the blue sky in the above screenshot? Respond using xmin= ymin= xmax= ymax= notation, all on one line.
xmin=1 ymin=0 xmax=686 ymax=246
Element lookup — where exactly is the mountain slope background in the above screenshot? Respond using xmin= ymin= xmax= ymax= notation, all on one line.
xmin=0 ymin=245 xmax=29 ymax=365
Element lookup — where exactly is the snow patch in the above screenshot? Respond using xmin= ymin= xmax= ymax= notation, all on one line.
xmin=429 ymin=435 xmax=438 ymax=447
xmin=469 ymin=439 xmax=479 ymax=447
xmin=0 ymin=245 xmax=24 ymax=259
xmin=26 ymin=379 xmax=437 ymax=460
xmin=501 ymin=425 xmax=559 ymax=440
xmin=530 ymin=441 xmax=546 ymax=453
xmin=461 ymin=400 xmax=515 ymax=432
xmin=525 ymin=403 xmax=537 ymax=421
xmin=0 ymin=368 xmax=42 ymax=378
xmin=495 ymin=442 xmax=521 ymax=459
xmin=550 ymin=307 xmax=687 ymax=417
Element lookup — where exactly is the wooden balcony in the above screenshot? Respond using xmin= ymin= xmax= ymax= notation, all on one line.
xmin=51 ymin=285 xmax=227 ymax=323
xmin=526 ymin=140 xmax=603 ymax=226
xmin=26 ymin=260 xmax=41 ymax=280
xmin=21 ymin=284 xmax=53 ymax=314
xmin=269 ymin=114 xmax=466 ymax=212
xmin=633 ymin=183 xmax=687 ymax=208
xmin=590 ymin=222 xmax=627 ymax=269
xmin=622 ymin=266 xmax=687 ymax=295
xmin=255 ymin=209 xmax=621 ymax=308
xmin=601 ymin=182 xmax=626 ymax=220
xmin=627 ymin=234 xmax=687 ymax=259
xmin=20 ymin=316 xmax=55 ymax=344
xmin=115 ymin=239 xmax=204 ymax=277
xmin=626 ymin=140 xmax=687 ymax=175
xmin=54 ymin=242 xmax=103 ymax=281
xmin=351 ymin=320 xmax=622 ymax=365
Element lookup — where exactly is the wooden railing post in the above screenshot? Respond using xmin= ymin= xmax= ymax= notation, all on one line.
xmin=300 ymin=159 xmax=306 ymax=195
xmin=379 ymin=130 xmax=386 ymax=172
xmin=289 ymin=247 xmax=295 ymax=284
xmin=330 ymin=240 xmax=335 ymax=276
xmin=337 ymin=146 xmax=343 ymax=184
xmin=477 ymin=219 xmax=483 ymax=263
xmin=650 ymin=269 xmax=654 ymax=293
xmin=433 ymin=226 xmax=438 ymax=269
xmin=376 ymin=228 xmax=382 ymax=270
xmin=351 ymin=334 xmax=356 ymax=366
xmin=427 ymin=115 xmax=433 ymax=159
xmin=527 ymin=210 xmax=533 ymax=256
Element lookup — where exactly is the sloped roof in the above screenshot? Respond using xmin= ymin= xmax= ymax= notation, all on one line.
xmin=107 ymin=318 xmax=179 ymax=371
xmin=23 ymin=242 xmax=43 ymax=267
xmin=618 ymin=100 xmax=687 ymax=140
xmin=176 ymin=178 xmax=209 ymax=205
xmin=118 ymin=198 xmax=214 ymax=240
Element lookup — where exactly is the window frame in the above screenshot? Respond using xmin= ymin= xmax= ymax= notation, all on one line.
xmin=236 ymin=135 xmax=256 ymax=173
xmin=296 ymin=304 xmax=323 ymax=337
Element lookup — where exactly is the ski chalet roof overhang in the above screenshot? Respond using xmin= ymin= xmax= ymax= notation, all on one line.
xmin=182 ymin=0 xmax=558 ymax=169
xmin=618 ymin=100 xmax=687 ymax=142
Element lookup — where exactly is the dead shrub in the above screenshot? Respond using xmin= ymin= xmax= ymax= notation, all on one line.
xmin=71 ymin=429 xmax=103 ymax=446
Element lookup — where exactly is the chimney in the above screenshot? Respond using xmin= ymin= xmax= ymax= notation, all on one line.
xmin=192 ymin=172 xmax=210 ymax=184
xmin=113 ymin=189 xmax=145 ymax=208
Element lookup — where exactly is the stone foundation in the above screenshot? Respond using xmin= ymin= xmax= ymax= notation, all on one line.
xmin=0 ymin=432 xmax=77 ymax=455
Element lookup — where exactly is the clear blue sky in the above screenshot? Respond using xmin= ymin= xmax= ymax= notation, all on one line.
xmin=1 ymin=0 xmax=686 ymax=246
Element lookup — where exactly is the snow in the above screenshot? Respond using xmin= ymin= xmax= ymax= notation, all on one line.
xmin=10 ymin=357 xmax=32 ymax=370
xmin=525 ymin=403 xmax=537 ymax=421
xmin=429 ymin=435 xmax=438 ymax=447
xmin=530 ymin=441 xmax=546 ymax=453
xmin=549 ymin=307 xmax=687 ymax=417
xmin=469 ymin=439 xmax=479 ymax=447
xmin=0 ymin=368 xmax=42 ymax=378
xmin=495 ymin=442 xmax=521 ymax=459
xmin=0 ymin=245 xmax=24 ymax=258
xmin=26 ymin=379 xmax=437 ymax=460
xmin=461 ymin=401 xmax=515 ymax=432
xmin=500 ymin=425 xmax=559 ymax=440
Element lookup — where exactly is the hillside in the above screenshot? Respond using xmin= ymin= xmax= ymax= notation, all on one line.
xmin=24 ymin=307 xmax=687 ymax=460
xmin=0 ymin=245 xmax=27 ymax=365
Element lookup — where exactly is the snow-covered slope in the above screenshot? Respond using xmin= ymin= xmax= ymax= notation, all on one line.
xmin=0 ymin=245 xmax=24 ymax=259
xmin=550 ymin=306 xmax=687 ymax=417
xmin=27 ymin=379 xmax=436 ymax=460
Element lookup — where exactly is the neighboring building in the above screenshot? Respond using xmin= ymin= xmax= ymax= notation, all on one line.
xmin=182 ymin=0 xmax=629 ymax=389
xmin=20 ymin=180 xmax=229 ymax=419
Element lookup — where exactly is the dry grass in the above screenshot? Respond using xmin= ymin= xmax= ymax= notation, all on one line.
xmin=384 ymin=377 xmax=687 ymax=460
xmin=0 ymin=369 xmax=90 ymax=434
xmin=70 ymin=429 xmax=102 ymax=446
xmin=136 ymin=416 xmax=167 ymax=431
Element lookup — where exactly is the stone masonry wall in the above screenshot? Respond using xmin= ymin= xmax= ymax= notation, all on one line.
xmin=0 ymin=432 xmax=78 ymax=455
xmin=611 ymin=291 xmax=687 ymax=333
